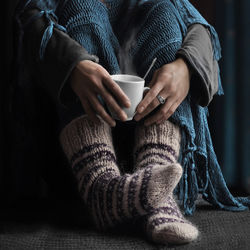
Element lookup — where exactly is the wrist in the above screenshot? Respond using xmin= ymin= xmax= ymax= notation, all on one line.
xmin=70 ymin=60 xmax=91 ymax=87
xmin=175 ymin=57 xmax=193 ymax=80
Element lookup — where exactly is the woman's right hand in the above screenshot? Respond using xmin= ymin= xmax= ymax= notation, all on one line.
xmin=70 ymin=60 xmax=131 ymax=127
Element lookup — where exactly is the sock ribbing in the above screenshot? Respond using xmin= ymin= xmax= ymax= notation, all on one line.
xmin=133 ymin=120 xmax=199 ymax=244
xmin=133 ymin=120 xmax=183 ymax=196
xmin=59 ymin=115 xmax=183 ymax=230
xmin=134 ymin=120 xmax=181 ymax=169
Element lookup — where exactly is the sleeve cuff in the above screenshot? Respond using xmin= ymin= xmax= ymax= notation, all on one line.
xmin=21 ymin=8 xmax=99 ymax=108
xmin=176 ymin=24 xmax=219 ymax=107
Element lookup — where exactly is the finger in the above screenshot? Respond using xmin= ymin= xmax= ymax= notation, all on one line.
xmin=156 ymin=101 xmax=179 ymax=125
xmin=134 ymin=96 xmax=161 ymax=121
xmin=80 ymin=98 xmax=100 ymax=124
xmin=136 ymin=82 xmax=164 ymax=114
xmin=103 ymin=77 xmax=131 ymax=108
xmin=162 ymin=100 xmax=180 ymax=121
xmin=99 ymin=85 xmax=128 ymax=121
xmin=89 ymin=94 xmax=116 ymax=127
xmin=144 ymin=97 xmax=176 ymax=126
xmin=148 ymin=70 xmax=158 ymax=88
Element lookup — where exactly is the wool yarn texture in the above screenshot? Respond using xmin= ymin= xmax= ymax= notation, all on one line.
xmin=60 ymin=115 xmax=185 ymax=230
xmin=14 ymin=0 xmax=250 ymax=217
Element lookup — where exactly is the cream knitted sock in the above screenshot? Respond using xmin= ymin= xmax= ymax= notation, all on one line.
xmin=134 ymin=120 xmax=199 ymax=244
xmin=145 ymin=196 xmax=199 ymax=244
xmin=134 ymin=120 xmax=183 ymax=194
xmin=134 ymin=119 xmax=182 ymax=169
xmin=59 ymin=115 xmax=183 ymax=230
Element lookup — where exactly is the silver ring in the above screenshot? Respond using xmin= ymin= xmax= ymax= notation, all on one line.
xmin=157 ymin=95 xmax=166 ymax=105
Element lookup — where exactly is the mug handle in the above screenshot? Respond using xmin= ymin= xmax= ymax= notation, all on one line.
xmin=143 ymin=86 xmax=150 ymax=96
xmin=132 ymin=87 xmax=151 ymax=119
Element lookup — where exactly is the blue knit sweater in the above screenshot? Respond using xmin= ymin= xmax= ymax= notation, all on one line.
xmin=15 ymin=0 xmax=250 ymax=215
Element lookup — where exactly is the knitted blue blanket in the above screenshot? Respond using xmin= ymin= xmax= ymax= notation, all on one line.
xmin=15 ymin=0 xmax=250 ymax=215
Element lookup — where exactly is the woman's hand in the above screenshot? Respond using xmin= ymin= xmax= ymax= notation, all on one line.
xmin=70 ymin=60 xmax=131 ymax=127
xmin=134 ymin=58 xmax=191 ymax=126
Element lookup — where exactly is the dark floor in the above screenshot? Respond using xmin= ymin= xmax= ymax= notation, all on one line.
xmin=0 ymin=197 xmax=250 ymax=250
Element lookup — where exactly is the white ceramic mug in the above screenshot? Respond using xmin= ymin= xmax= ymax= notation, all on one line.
xmin=109 ymin=74 xmax=150 ymax=121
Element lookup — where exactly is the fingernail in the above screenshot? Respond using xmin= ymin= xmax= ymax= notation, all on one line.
xmin=122 ymin=112 xmax=128 ymax=121
xmin=125 ymin=100 xmax=131 ymax=108
xmin=134 ymin=115 xmax=140 ymax=121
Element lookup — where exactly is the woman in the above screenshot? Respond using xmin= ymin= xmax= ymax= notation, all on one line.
xmin=13 ymin=0 xmax=250 ymax=245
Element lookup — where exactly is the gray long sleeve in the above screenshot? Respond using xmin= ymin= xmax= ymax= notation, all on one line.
xmin=20 ymin=8 xmax=99 ymax=108
xmin=21 ymin=8 xmax=218 ymax=108
xmin=176 ymin=24 xmax=219 ymax=107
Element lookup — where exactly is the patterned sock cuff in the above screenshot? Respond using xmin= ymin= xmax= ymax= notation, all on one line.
xmin=59 ymin=115 xmax=114 ymax=161
xmin=134 ymin=120 xmax=182 ymax=166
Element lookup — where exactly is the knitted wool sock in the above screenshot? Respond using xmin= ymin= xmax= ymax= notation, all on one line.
xmin=134 ymin=120 xmax=183 ymax=194
xmin=59 ymin=115 xmax=183 ymax=230
xmin=134 ymin=120 xmax=199 ymax=244
xmin=145 ymin=195 xmax=199 ymax=244
xmin=134 ymin=119 xmax=182 ymax=169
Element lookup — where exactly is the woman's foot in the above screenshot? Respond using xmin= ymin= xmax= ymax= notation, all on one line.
xmin=134 ymin=120 xmax=199 ymax=244
xmin=59 ymin=115 xmax=182 ymax=230
xmin=145 ymin=196 xmax=199 ymax=245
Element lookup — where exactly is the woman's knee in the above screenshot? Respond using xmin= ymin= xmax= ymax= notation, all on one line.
xmin=138 ymin=0 xmax=183 ymax=40
xmin=59 ymin=0 xmax=109 ymax=27
xmin=131 ymin=0 xmax=183 ymax=76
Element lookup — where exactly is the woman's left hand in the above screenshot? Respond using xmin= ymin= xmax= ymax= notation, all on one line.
xmin=134 ymin=58 xmax=191 ymax=126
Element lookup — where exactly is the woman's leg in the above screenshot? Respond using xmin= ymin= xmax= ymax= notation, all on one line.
xmin=134 ymin=121 xmax=199 ymax=244
xmin=131 ymin=0 xmax=199 ymax=244
xmin=129 ymin=0 xmax=183 ymax=81
xmin=59 ymin=0 xmax=120 ymax=74
xmin=59 ymin=115 xmax=186 ymax=230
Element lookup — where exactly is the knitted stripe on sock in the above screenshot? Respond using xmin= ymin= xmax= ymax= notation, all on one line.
xmin=88 ymin=165 xmax=182 ymax=229
xmin=133 ymin=120 xmax=183 ymax=198
xmin=101 ymin=164 xmax=184 ymax=228
xmin=133 ymin=120 xmax=197 ymax=244
xmin=59 ymin=115 xmax=182 ymax=230
xmin=59 ymin=115 xmax=119 ymax=204
xmin=59 ymin=115 xmax=115 ymax=162
xmin=145 ymin=196 xmax=199 ymax=245
xmin=59 ymin=116 xmax=119 ymax=229
xmin=134 ymin=120 xmax=181 ymax=169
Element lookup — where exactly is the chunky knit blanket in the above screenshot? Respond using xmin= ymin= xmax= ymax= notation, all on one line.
xmin=14 ymin=0 xmax=250 ymax=215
